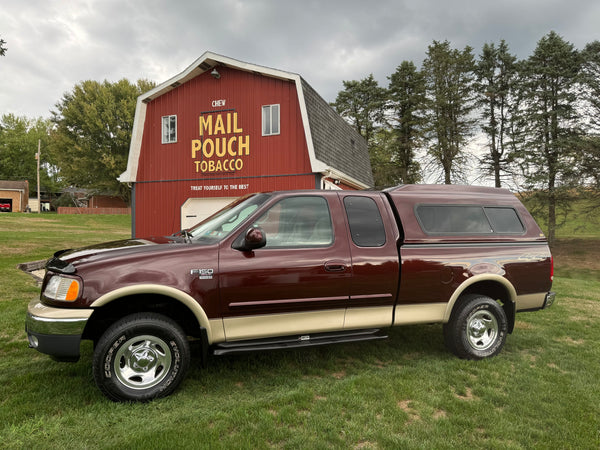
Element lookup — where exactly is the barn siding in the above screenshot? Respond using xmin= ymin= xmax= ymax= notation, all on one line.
xmin=132 ymin=66 xmax=316 ymax=237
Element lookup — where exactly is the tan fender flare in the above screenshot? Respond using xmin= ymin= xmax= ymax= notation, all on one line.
xmin=442 ymin=274 xmax=518 ymax=322
xmin=90 ymin=285 xmax=223 ymax=344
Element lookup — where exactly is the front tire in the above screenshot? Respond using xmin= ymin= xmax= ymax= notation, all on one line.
xmin=443 ymin=294 xmax=507 ymax=360
xmin=93 ymin=313 xmax=190 ymax=402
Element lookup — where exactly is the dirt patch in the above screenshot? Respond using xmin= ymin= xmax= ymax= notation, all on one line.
xmin=354 ymin=441 xmax=377 ymax=449
xmin=452 ymin=387 xmax=477 ymax=401
xmin=569 ymin=299 xmax=600 ymax=317
xmin=433 ymin=409 xmax=447 ymax=420
xmin=2 ymin=242 xmax=40 ymax=256
xmin=514 ymin=320 xmax=535 ymax=330
xmin=556 ymin=336 xmax=585 ymax=345
xmin=397 ymin=400 xmax=421 ymax=423
xmin=519 ymin=351 xmax=537 ymax=364
xmin=551 ymin=238 xmax=600 ymax=271
xmin=547 ymin=363 xmax=568 ymax=374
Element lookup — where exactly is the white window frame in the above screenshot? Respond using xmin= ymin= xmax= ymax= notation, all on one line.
xmin=161 ymin=115 xmax=177 ymax=144
xmin=262 ymin=104 xmax=280 ymax=136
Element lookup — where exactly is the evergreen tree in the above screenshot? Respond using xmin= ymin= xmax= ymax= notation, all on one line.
xmin=516 ymin=31 xmax=582 ymax=243
xmin=579 ymin=41 xmax=600 ymax=208
xmin=475 ymin=40 xmax=518 ymax=187
xmin=0 ymin=35 xmax=6 ymax=57
xmin=421 ymin=40 xmax=477 ymax=184
xmin=368 ymin=128 xmax=403 ymax=188
xmin=387 ymin=61 xmax=425 ymax=184
xmin=331 ymin=74 xmax=387 ymax=147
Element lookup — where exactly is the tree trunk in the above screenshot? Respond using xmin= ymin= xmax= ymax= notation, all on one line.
xmin=547 ymin=162 xmax=557 ymax=244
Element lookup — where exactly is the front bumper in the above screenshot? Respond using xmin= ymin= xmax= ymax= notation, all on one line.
xmin=25 ymin=299 xmax=93 ymax=362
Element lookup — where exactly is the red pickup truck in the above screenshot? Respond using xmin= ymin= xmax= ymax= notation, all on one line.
xmin=26 ymin=185 xmax=555 ymax=401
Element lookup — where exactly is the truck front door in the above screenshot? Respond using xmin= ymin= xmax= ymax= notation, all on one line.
xmin=218 ymin=193 xmax=352 ymax=341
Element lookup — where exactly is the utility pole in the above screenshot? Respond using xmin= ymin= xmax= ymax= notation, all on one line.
xmin=36 ymin=139 xmax=41 ymax=213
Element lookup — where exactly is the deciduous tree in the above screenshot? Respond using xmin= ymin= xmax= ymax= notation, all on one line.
xmin=0 ymin=114 xmax=57 ymax=193
xmin=50 ymin=79 xmax=155 ymax=203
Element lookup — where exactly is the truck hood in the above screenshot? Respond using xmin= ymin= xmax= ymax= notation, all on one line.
xmin=46 ymin=237 xmax=181 ymax=274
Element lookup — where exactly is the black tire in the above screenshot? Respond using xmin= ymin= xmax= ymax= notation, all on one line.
xmin=443 ymin=294 xmax=507 ymax=360
xmin=92 ymin=313 xmax=190 ymax=402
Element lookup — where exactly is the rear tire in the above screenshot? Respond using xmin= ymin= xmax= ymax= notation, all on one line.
xmin=93 ymin=313 xmax=190 ymax=402
xmin=443 ymin=294 xmax=507 ymax=360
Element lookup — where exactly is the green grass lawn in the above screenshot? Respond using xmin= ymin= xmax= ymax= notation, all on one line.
xmin=0 ymin=212 xmax=598 ymax=449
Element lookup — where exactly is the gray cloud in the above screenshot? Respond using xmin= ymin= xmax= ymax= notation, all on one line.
xmin=1 ymin=0 xmax=598 ymax=118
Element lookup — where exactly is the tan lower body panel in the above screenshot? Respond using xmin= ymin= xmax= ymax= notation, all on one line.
xmin=218 ymin=293 xmax=548 ymax=343
xmin=393 ymin=303 xmax=447 ymax=325
xmin=344 ymin=306 xmax=393 ymax=329
xmin=209 ymin=318 xmax=226 ymax=343
xmin=223 ymin=309 xmax=345 ymax=341
xmin=221 ymin=303 xmax=449 ymax=342
xmin=516 ymin=293 xmax=546 ymax=311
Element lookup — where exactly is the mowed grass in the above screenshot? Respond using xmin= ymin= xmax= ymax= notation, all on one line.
xmin=0 ymin=212 xmax=599 ymax=449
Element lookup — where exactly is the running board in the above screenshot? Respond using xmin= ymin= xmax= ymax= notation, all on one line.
xmin=212 ymin=329 xmax=387 ymax=356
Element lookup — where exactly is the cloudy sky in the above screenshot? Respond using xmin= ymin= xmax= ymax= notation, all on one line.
xmin=1 ymin=0 xmax=599 ymax=119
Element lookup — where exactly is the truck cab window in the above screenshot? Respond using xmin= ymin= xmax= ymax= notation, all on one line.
xmin=254 ymin=196 xmax=333 ymax=248
xmin=343 ymin=196 xmax=386 ymax=247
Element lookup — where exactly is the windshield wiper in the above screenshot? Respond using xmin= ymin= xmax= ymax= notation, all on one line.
xmin=170 ymin=229 xmax=193 ymax=243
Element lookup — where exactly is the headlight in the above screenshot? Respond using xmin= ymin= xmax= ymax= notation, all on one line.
xmin=43 ymin=275 xmax=81 ymax=302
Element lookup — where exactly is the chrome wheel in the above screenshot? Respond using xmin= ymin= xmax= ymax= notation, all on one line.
xmin=93 ymin=313 xmax=190 ymax=401
xmin=114 ymin=335 xmax=172 ymax=390
xmin=466 ymin=310 xmax=498 ymax=351
xmin=443 ymin=294 xmax=508 ymax=360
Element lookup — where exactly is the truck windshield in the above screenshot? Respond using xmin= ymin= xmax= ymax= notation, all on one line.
xmin=188 ymin=193 xmax=271 ymax=243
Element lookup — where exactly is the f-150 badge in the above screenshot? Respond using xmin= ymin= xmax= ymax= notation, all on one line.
xmin=191 ymin=268 xmax=214 ymax=280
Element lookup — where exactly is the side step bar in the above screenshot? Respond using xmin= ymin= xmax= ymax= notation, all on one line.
xmin=212 ymin=329 xmax=387 ymax=356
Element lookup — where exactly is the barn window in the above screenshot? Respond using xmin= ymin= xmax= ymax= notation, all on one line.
xmin=262 ymin=104 xmax=280 ymax=136
xmin=161 ymin=115 xmax=177 ymax=144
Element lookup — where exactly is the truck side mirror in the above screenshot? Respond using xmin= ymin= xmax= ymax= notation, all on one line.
xmin=233 ymin=226 xmax=266 ymax=252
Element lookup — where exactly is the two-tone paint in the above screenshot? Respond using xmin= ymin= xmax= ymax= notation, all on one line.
xmin=27 ymin=185 xmax=555 ymax=363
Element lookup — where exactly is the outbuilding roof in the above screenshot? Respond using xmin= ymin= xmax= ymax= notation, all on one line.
xmin=0 ymin=180 xmax=29 ymax=191
xmin=119 ymin=51 xmax=373 ymax=189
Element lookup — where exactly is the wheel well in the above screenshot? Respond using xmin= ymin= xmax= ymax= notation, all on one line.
xmin=459 ymin=280 xmax=516 ymax=333
xmin=82 ymin=294 xmax=203 ymax=342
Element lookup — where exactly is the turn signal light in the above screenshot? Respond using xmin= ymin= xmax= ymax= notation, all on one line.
xmin=65 ymin=280 xmax=80 ymax=301
xmin=44 ymin=275 xmax=81 ymax=302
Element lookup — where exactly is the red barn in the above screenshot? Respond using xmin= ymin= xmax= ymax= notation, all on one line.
xmin=119 ymin=52 xmax=373 ymax=237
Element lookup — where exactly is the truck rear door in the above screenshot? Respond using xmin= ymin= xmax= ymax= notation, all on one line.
xmin=339 ymin=192 xmax=401 ymax=329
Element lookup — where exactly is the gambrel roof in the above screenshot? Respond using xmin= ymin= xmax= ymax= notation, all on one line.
xmin=119 ymin=51 xmax=373 ymax=188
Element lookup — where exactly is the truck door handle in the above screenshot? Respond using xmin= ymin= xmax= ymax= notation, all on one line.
xmin=324 ymin=261 xmax=346 ymax=272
